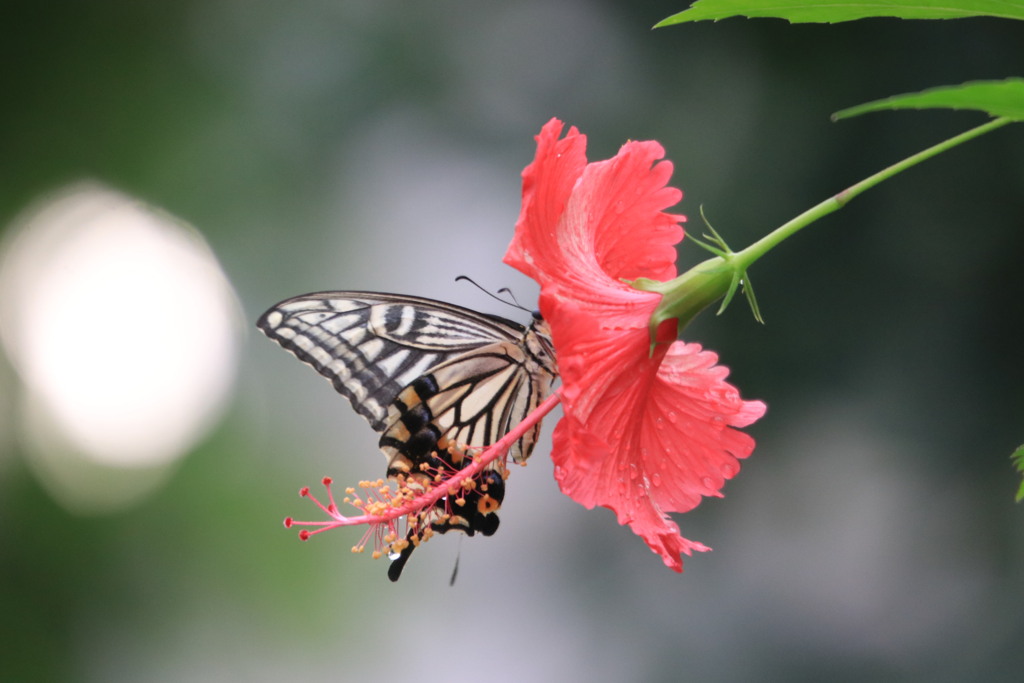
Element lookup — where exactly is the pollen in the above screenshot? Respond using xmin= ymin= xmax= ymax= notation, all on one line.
xmin=365 ymin=501 xmax=389 ymax=515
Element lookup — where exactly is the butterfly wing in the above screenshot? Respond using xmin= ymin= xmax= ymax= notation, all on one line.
xmin=259 ymin=290 xmax=558 ymax=580
xmin=380 ymin=334 xmax=552 ymax=473
xmin=256 ymin=291 xmax=526 ymax=431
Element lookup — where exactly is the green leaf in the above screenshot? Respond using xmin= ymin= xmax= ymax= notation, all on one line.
xmin=1012 ymin=444 xmax=1024 ymax=503
xmin=832 ymin=79 xmax=1024 ymax=120
xmin=656 ymin=0 xmax=1024 ymax=25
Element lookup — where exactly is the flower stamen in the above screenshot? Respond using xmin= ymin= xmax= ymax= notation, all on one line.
xmin=282 ymin=392 xmax=563 ymax=561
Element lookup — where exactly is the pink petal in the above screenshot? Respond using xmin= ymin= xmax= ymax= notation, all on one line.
xmin=565 ymin=140 xmax=683 ymax=285
xmin=506 ymin=119 xmax=765 ymax=572
xmin=552 ymin=335 xmax=767 ymax=571
xmin=504 ymin=120 xmax=685 ymax=305
xmin=504 ymin=118 xmax=587 ymax=285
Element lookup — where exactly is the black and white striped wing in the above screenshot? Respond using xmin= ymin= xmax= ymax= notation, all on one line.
xmin=256 ymin=292 xmax=525 ymax=431
xmin=379 ymin=331 xmax=552 ymax=473
xmin=260 ymin=290 xmax=559 ymax=580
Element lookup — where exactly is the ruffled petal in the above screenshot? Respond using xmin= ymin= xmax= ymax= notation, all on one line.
xmin=505 ymin=119 xmax=685 ymax=315
xmin=566 ymin=140 xmax=683 ymax=285
xmin=504 ymin=118 xmax=587 ymax=285
xmin=551 ymin=327 xmax=766 ymax=570
xmin=505 ymin=119 xmax=765 ymax=572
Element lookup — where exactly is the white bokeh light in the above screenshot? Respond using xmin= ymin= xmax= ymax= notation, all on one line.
xmin=0 ymin=183 xmax=242 ymax=510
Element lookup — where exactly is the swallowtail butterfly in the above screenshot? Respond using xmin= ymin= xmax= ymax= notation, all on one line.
xmin=257 ymin=291 xmax=558 ymax=580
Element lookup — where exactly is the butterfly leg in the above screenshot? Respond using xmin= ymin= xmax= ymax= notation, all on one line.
xmin=386 ymin=468 xmax=506 ymax=581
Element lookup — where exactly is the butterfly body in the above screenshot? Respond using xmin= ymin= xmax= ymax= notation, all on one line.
xmin=257 ymin=291 xmax=558 ymax=579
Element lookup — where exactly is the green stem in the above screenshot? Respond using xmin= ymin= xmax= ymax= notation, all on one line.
xmin=731 ymin=116 xmax=1014 ymax=271
xmin=644 ymin=116 xmax=1015 ymax=333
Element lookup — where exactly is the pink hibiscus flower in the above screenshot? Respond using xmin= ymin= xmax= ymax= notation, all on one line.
xmin=505 ymin=118 xmax=766 ymax=571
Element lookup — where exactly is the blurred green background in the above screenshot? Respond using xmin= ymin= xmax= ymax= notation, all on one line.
xmin=2 ymin=2 xmax=1023 ymax=681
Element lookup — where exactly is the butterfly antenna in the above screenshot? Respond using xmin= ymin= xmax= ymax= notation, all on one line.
xmin=496 ymin=287 xmax=528 ymax=311
xmin=455 ymin=275 xmax=529 ymax=313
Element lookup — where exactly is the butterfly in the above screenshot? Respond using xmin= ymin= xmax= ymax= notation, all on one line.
xmin=257 ymin=291 xmax=559 ymax=580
